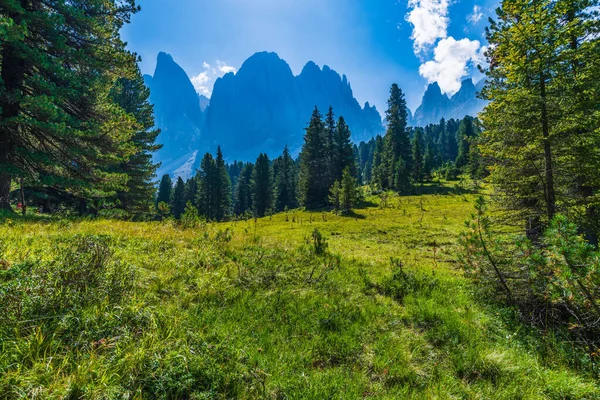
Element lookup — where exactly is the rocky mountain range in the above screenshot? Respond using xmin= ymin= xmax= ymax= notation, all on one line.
xmin=144 ymin=51 xmax=485 ymax=179
xmin=412 ymin=79 xmax=486 ymax=126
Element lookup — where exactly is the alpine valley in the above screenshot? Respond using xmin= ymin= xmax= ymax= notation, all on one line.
xmin=144 ymin=51 xmax=485 ymax=179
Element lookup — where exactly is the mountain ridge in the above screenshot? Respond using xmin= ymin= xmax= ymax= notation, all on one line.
xmin=144 ymin=51 xmax=486 ymax=179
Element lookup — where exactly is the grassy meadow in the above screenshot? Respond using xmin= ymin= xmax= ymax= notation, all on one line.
xmin=1 ymin=184 xmax=598 ymax=399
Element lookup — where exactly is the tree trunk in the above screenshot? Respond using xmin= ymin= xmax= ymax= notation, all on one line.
xmin=539 ymin=72 xmax=556 ymax=221
xmin=0 ymin=173 xmax=11 ymax=210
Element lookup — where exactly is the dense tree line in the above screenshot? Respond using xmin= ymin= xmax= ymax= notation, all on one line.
xmin=159 ymin=106 xmax=360 ymax=220
xmin=357 ymin=113 xmax=483 ymax=189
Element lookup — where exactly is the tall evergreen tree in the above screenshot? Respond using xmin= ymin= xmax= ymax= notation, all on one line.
xmin=0 ymin=0 xmax=139 ymax=210
xmin=156 ymin=174 xmax=172 ymax=206
xmin=252 ymin=153 xmax=272 ymax=217
xmin=379 ymin=84 xmax=410 ymax=190
xmin=196 ymin=153 xmax=216 ymax=220
xmin=109 ymin=67 xmax=161 ymax=211
xmin=455 ymin=116 xmax=476 ymax=169
xmin=370 ymin=135 xmax=385 ymax=188
xmin=412 ymin=128 xmax=424 ymax=183
xmin=340 ymin=167 xmax=360 ymax=215
xmin=299 ymin=107 xmax=330 ymax=208
xmin=273 ymin=146 xmax=298 ymax=211
xmin=170 ymin=177 xmax=186 ymax=219
xmin=332 ymin=116 xmax=357 ymax=181
xmin=233 ymin=163 xmax=254 ymax=216
xmin=479 ymin=0 xmax=600 ymax=237
xmin=184 ymin=177 xmax=199 ymax=209
xmin=325 ymin=106 xmax=336 ymax=187
xmin=213 ymin=147 xmax=232 ymax=221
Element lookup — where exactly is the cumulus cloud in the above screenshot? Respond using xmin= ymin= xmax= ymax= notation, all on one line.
xmin=467 ymin=5 xmax=484 ymax=23
xmin=191 ymin=61 xmax=237 ymax=97
xmin=419 ymin=37 xmax=485 ymax=94
xmin=405 ymin=0 xmax=450 ymax=53
xmin=405 ymin=0 xmax=487 ymax=95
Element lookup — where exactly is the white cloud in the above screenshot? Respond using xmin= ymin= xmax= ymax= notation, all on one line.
xmin=419 ymin=37 xmax=485 ymax=94
xmin=467 ymin=5 xmax=484 ymax=23
xmin=405 ymin=0 xmax=450 ymax=53
xmin=217 ymin=61 xmax=237 ymax=74
xmin=190 ymin=61 xmax=237 ymax=97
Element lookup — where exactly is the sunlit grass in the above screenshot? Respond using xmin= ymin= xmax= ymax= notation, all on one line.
xmin=0 ymin=183 xmax=598 ymax=398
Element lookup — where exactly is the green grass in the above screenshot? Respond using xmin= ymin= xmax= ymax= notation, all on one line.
xmin=1 ymin=186 xmax=598 ymax=398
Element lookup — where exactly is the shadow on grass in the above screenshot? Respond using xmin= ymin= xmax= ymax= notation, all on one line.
xmin=411 ymin=182 xmax=480 ymax=196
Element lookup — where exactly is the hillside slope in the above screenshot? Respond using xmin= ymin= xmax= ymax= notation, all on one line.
xmin=1 ymin=187 xmax=597 ymax=398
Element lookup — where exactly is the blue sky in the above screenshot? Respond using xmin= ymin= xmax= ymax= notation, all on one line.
xmin=121 ymin=0 xmax=498 ymax=112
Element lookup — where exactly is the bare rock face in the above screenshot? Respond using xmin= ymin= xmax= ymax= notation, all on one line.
xmin=144 ymin=52 xmax=204 ymax=178
xmin=203 ymin=52 xmax=384 ymax=161
xmin=145 ymin=51 xmax=385 ymax=176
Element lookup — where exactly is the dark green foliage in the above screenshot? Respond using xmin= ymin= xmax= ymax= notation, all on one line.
xmin=379 ymin=84 xmax=411 ymax=190
xmin=184 ymin=177 xmax=199 ymax=208
xmin=109 ymin=67 xmax=161 ymax=212
xmin=455 ymin=116 xmax=476 ymax=170
xmin=412 ymin=129 xmax=424 ymax=183
xmin=195 ymin=148 xmax=231 ymax=221
xmin=332 ymin=117 xmax=357 ymax=182
xmin=214 ymin=147 xmax=232 ymax=221
xmin=233 ymin=163 xmax=254 ymax=216
xmin=170 ymin=177 xmax=186 ymax=219
xmin=299 ymin=107 xmax=330 ymax=209
xmin=156 ymin=174 xmax=173 ymax=206
xmin=393 ymin=158 xmax=411 ymax=194
xmin=196 ymin=153 xmax=217 ymax=219
xmin=273 ymin=146 xmax=298 ymax=211
xmin=340 ymin=168 xmax=360 ymax=214
xmin=325 ymin=106 xmax=337 ymax=188
xmin=0 ymin=0 xmax=140 ymax=210
xmin=252 ymin=153 xmax=272 ymax=217
xmin=227 ymin=160 xmax=245 ymax=188
xmin=480 ymin=0 xmax=600 ymax=241
xmin=460 ymin=198 xmax=600 ymax=358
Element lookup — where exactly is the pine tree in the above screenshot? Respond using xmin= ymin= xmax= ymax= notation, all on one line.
xmin=332 ymin=116 xmax=357 ymax=181
xmin=370 ymin=135 xmax=385 ymax=189
xmin=378 ymin=84 xmax=410 ymax=190
xmin=340 ymin=167 xmax=360 ymax=215
xmin=412 ymin=128 xmax=424 ymax=183
xmin=156 ymin=174 xmax=173 ymax=206
xmin=196 ymin=153 xmax=216 ymax=220
xmin=455 ymin=116 xmax=476 ymax=170
xmin=393 ymin=158 xmax=411 ymax=194
xmin=423 ymin=142 xmax=435 ymax=180
xmin=299 ymin=107 xmax=330 ymax=209
xmin=184 ymin=177 xmax=199 ymax=209
xmin=325 ymin=106 xmax=336 ymax=188
xmin=274 ymin=146 xmax=298 ymax=211
xmin=478 ymin=0 xmax=600 ymax=236
xmin=109 ymin=66 xmax=161 ymax=212
xmin=0 ymin=0 xmax=139 ymax=210
xmin=213 ymin=147 xmax=232 ymax=221
xmin=170 ymin=177 xmax=186 ymax=219
xmin=252 ymin=153 xmax=272 ymax=217
xmin=233 ymin=163 xmax=254 ymax=216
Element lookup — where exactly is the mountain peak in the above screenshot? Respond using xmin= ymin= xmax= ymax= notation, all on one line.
xmin=301 ymin=61 xmax=321 ymax=75
xmin=157 ymin=51 xmax=174 ymax=65
xmin=237 ymin=51 xmax=293 ymax=79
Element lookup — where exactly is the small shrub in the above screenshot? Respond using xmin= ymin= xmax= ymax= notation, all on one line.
xmin=311 ymin=228 xmax=328 ymax=256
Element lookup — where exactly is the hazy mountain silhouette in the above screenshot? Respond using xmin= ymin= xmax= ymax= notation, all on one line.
xmin=412 ymin=79 xmax=486 ymax=126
